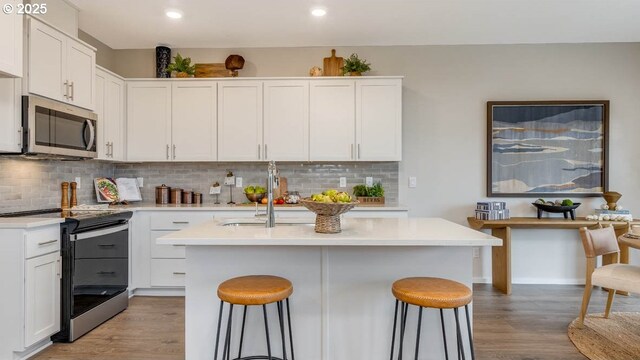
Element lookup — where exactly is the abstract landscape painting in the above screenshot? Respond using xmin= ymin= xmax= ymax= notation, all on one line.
xmin=487 ymin=101 xmax=608 ymax=197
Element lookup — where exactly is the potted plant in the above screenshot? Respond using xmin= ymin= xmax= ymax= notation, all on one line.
xmin=166 ymin=53 xmax=196 ymax=78
xmin=352 ymin=183 xmax=385 ymax=204
xmin=342 ymin=53 xmax=372 ymax=76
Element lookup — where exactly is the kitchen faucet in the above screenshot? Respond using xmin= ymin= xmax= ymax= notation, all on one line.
xmin=266 ymin=160 xmax=279 ymax=228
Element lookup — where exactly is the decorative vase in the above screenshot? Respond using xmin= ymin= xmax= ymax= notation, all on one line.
xmin=225 ymin=55 xmax=245 ymax=71
xmin=602 ymin=191 xmax=622 ymax=210
xmin=176 ymin=72 xmax=189 ymax=78
xmin=155 ymin=46 xmax=171 ymax=78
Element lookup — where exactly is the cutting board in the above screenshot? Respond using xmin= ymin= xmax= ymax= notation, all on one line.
xmin=323 ymin=49 xmax=343 ymax=76
xmin=195 ymin=63 xmax=238 ymax=78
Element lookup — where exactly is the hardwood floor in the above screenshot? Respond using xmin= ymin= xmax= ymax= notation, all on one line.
xmin=31 ymin=296 xmax=185 ymax=360
xmin=30 ymin=285 xmax=640 ymax=360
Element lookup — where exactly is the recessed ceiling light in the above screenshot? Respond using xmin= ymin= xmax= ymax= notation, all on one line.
xmin=311 ymin=8 xmax=327 ymax=17
xmin=166 ymin=10 xmax=183 ymax=19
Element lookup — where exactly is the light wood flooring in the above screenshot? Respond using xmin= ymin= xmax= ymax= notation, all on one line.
xmin=30 ymin=285 xmax=640 ymax=360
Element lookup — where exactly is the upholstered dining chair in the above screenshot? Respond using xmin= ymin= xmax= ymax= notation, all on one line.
xmin=578 ymin=225 xmax=640 ymax=327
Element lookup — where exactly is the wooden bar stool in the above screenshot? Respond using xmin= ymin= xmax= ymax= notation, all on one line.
xmin=215 ymin=275 xmax=295 ymax=360
xmin=390 ymin=277 xmax=475 ymax=360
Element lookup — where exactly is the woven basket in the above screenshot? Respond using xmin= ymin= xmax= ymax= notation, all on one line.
xmin=299 ymin=199 xmax=359 ymax=233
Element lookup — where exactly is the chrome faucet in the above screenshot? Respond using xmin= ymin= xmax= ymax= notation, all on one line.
xmin=266 ymin=160 xmax=279 ymax=228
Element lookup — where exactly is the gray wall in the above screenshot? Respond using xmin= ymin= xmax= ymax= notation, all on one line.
xmin=78 ymin=30 xmax=117 ymax=72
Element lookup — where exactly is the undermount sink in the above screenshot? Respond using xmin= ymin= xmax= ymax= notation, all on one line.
xmin=220 ymin=219 xmax=315 ymax=227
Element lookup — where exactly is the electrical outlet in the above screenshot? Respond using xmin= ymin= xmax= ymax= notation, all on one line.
xmin=365 ymin=177 xmax=373 ymax=187
xmin=339 ymin=177 xmax=347 ymax=188
xmin=473 ymin=248 xmax=480 ymax=258
xmin=136 ymin=177 xmax=144 ymax=187
xmin=74 ymin=177 xmax=81 ymax=189
xmin=408 ymin=176 xmax=417 ymax=188
xmin=236 ymin=177 xmax=243 ymax=188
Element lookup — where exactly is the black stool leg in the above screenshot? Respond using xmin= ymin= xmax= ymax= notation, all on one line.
xmin=262 ymin=304 xmax=273 ymax=360
xmin=277 ymin=301 xmax=288 ymax=360
xmin=390 ymin=300 xmax=399 ymax=360
xmin=440 ymin=309 xmax=449 ymax=360
xmin=465 ymin=305 xmax=475 ymax=360
xmin=237 ymin=305 xmax=248 ymax=359
xmin=286 ymin=298 xmax=295 ymax=360
xmin=398 ymin=302 xmax=408 ymax=360
xmin=223 ymin=304 xmax=234 ymax=360
xmin=414 ymin=306 xmax=423 ymax=360
xmin=454 ymin=308 xmax=466 ymax=360
xmin=214 ymin=301 xmax=224 ymax=360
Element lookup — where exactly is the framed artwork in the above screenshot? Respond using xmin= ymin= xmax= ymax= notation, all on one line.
xmin=487 ymin=100 xmax=609 ymax=197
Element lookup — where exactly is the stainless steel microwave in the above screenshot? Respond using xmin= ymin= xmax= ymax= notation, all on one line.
xmin=22 ymin=95 xmax=97 ymax=158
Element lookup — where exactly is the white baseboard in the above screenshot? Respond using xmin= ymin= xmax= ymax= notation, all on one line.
xmin=473 ymin=277 xmax=585 ymax=285
xmin=14 ymin=339 xmax=51 ymax=360
xmin=132 ymin=287 xmax=185 ymax=297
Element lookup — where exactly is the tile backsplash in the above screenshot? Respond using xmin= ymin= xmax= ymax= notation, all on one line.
xmin=0 ymin=158 xmax=398 ymax=212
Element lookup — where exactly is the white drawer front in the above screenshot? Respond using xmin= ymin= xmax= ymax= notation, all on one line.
xmin=25 ymin=226 xmax=60 ymax=259
xmin=150 ymin=259 xmax=186 ymax=287
xmin=150 ymin=230 xmax=186 ymax=259
xmin=149 ymin=212 xmax=214 ymax=230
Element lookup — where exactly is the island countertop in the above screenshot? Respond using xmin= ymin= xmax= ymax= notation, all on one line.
xmin=157 ymin=217 xmax=501 ymax=246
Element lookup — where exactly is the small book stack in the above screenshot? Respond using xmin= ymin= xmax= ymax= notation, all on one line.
xmin=475 ymin=201 xmax=510 ymax=220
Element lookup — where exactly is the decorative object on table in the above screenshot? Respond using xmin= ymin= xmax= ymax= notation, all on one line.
xmin=602 ymin=191 xmax=622 ymax=210
xmin=193 ymin=192 xmax=203 ymax=204
xmin=61 ymin=181 xmax=70 ymax=209
xmin=532 ymin=198 xmax=581 ymax=220
xmin=487 ymin=100 xmax=609 ymax=197
xmin=475 ymin=201 xmax=510 ymax=220
xmin=166 ymin=53 xmax=196 ymax=78
xmin=244 ymin=185 xmax=266 ymax=203
xmin=210 ymin=181 xmax=221 ymax=204
xmin=309 ymin=66 xmax=323 ymax=76
xmin=170 ymin=188 xmax=183 ymax=204
xmin=94 ymin=177 xmax=143 ymax=204
xmin=70 ymin=182 xmax=78 ymax=208
xmin=342 ymin=53 xmax=372 ymax=76
xmin=284 ymin=191 xmax=301 ymax=204
xmin=300 ymin=190 xmax=358 ymax=233
xmin=224 ymin=171 xmax=236 ymax=204
xmin=182 ymin=190 xmax=193 ymax=204
xmin=195 ymin=63 xmax=237 ymax=78
xmin=323 ymin=49 xmax=344 ymax=76
xmin=155 ymin=46 xmax=171 ymax=78
xmin=585 ymin=209 xmax=633 ymax=222
xmin=155 ymin=184 xmax=171 ymax=204
xmin=225 ymin=54 xmax=245 ymax=72
xmin=352 ymin=183 xmax=385 ymax=205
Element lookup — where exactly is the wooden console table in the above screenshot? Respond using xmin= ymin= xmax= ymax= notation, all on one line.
xmin=467 ymin=217 xmax=640 ymax=295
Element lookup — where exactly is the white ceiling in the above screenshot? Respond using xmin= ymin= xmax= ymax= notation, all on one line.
xmin=69 ymin=0 xmax=640 ymax=49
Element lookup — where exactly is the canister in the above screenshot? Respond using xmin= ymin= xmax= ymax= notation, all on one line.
xmin=155 ymin=184 xmax=171 ymax=204
xmin=193 ymin=192 xmax=202 ymax=204
xmin=170 ymin=188 xmax=183 ymax=204
xmin=182 ymin=190 xmax=193 ymax=204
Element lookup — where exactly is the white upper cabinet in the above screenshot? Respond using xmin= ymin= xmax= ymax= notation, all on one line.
xmin=126 ymin=81 xmax=172 ymax=161
xmin=309 ymin=80 xmax=356 ymax=161
xmin=356 ymin=79 xmax=402 ymax=161
xmin=96 ymin=67 xmax=125 ymax=160
xmin=171 ymin=81 xmax=217 ymax=161
xmin=0 ymin=78 xmax=22 ymax=152
xmin=218 ymin=81 xmax=263 ymax=161
xmin=0 ymin=0 xmax=23 ymax=77
xmin=27 ymin=18 xmax=95 ymax=110
xmin=263 ymin=80 xmax=309 ymax=161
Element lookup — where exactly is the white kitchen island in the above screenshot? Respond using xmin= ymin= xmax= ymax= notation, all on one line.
xmin=158 ymin=217 xmax=500 ymax=360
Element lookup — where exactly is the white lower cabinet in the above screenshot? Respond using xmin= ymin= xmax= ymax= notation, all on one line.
xmin=25 ymin=252 xmax=61 ymax=347
xmin=150 ymin=259 xmax=186 ymax=287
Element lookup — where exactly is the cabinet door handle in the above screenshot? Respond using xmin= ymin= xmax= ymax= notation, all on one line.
xmin=173 ymin=272 xmax=186 ymax=275
xmin=358 ymin=144 xmax=361 ymax=159
xmin=63 ymin=81 xmax=69 ymax=99
xmin=264 ymin=144 xmax=268 ymax=159
xmin=110 ymin=142 xmax=114 ymax=157
xmin=98 ymin=244 xmax=115 ymax=247
xmin=57 ymin=258 xmax=61 ymax=278
xmin=172 ymin=221 xmax=189 ymax=224
xmin=172 ymin=144 xmax=176 ymax=159
xmin=69 ymin=81 xmax=75 ymax=100
xmin=97 ymin=271 xmax=116 ymax=275
xmin=172 ymin=244 xmax=186 ymax=247
xmin=166 ymin=144 xmax=170 ymax=160
xmin=258 ymin=144 xmax=261 ymax=159
xmin=37 ymin=239 xmax=58 ymax=246
xmin=351 ymin=144 xmax=354 ymax=159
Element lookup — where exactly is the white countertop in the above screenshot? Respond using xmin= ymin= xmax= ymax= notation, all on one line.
xmin=112 ymin=203 xmax=408 ymax=212
xmin=158 ymin=217 xmax=501 ymax=246
xmin=0 ymin=217 xmax=64 ymax=229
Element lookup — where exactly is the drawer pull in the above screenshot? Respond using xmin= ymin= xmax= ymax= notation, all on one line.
xmin=172 ymin=244 xmax=186 ymax=247
xmin=172 ymin=221 xmax=190 ymax=224
xmin=97 ymin=271 xmax=116 ymax=275
xmin=98 ymin=244 xmax=115 ymax=247
xmin=173 ymin=272 xmax=186 ymax=275
xmin=37 ymin=239 xmax=58 ymax=246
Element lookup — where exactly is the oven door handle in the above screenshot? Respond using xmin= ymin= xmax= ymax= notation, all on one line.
xmin=71 ymin=224 xmax=129 ymax=241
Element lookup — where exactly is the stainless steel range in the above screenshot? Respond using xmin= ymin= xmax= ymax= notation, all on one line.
xmin=0 ymin=208 xmax=132 ymax=342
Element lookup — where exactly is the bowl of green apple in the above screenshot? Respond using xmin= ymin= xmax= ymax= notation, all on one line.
xmin=244 ymin=186 xmax=266 ymax=203
xmin=300 ymin=189 xmax=359 ymax=233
